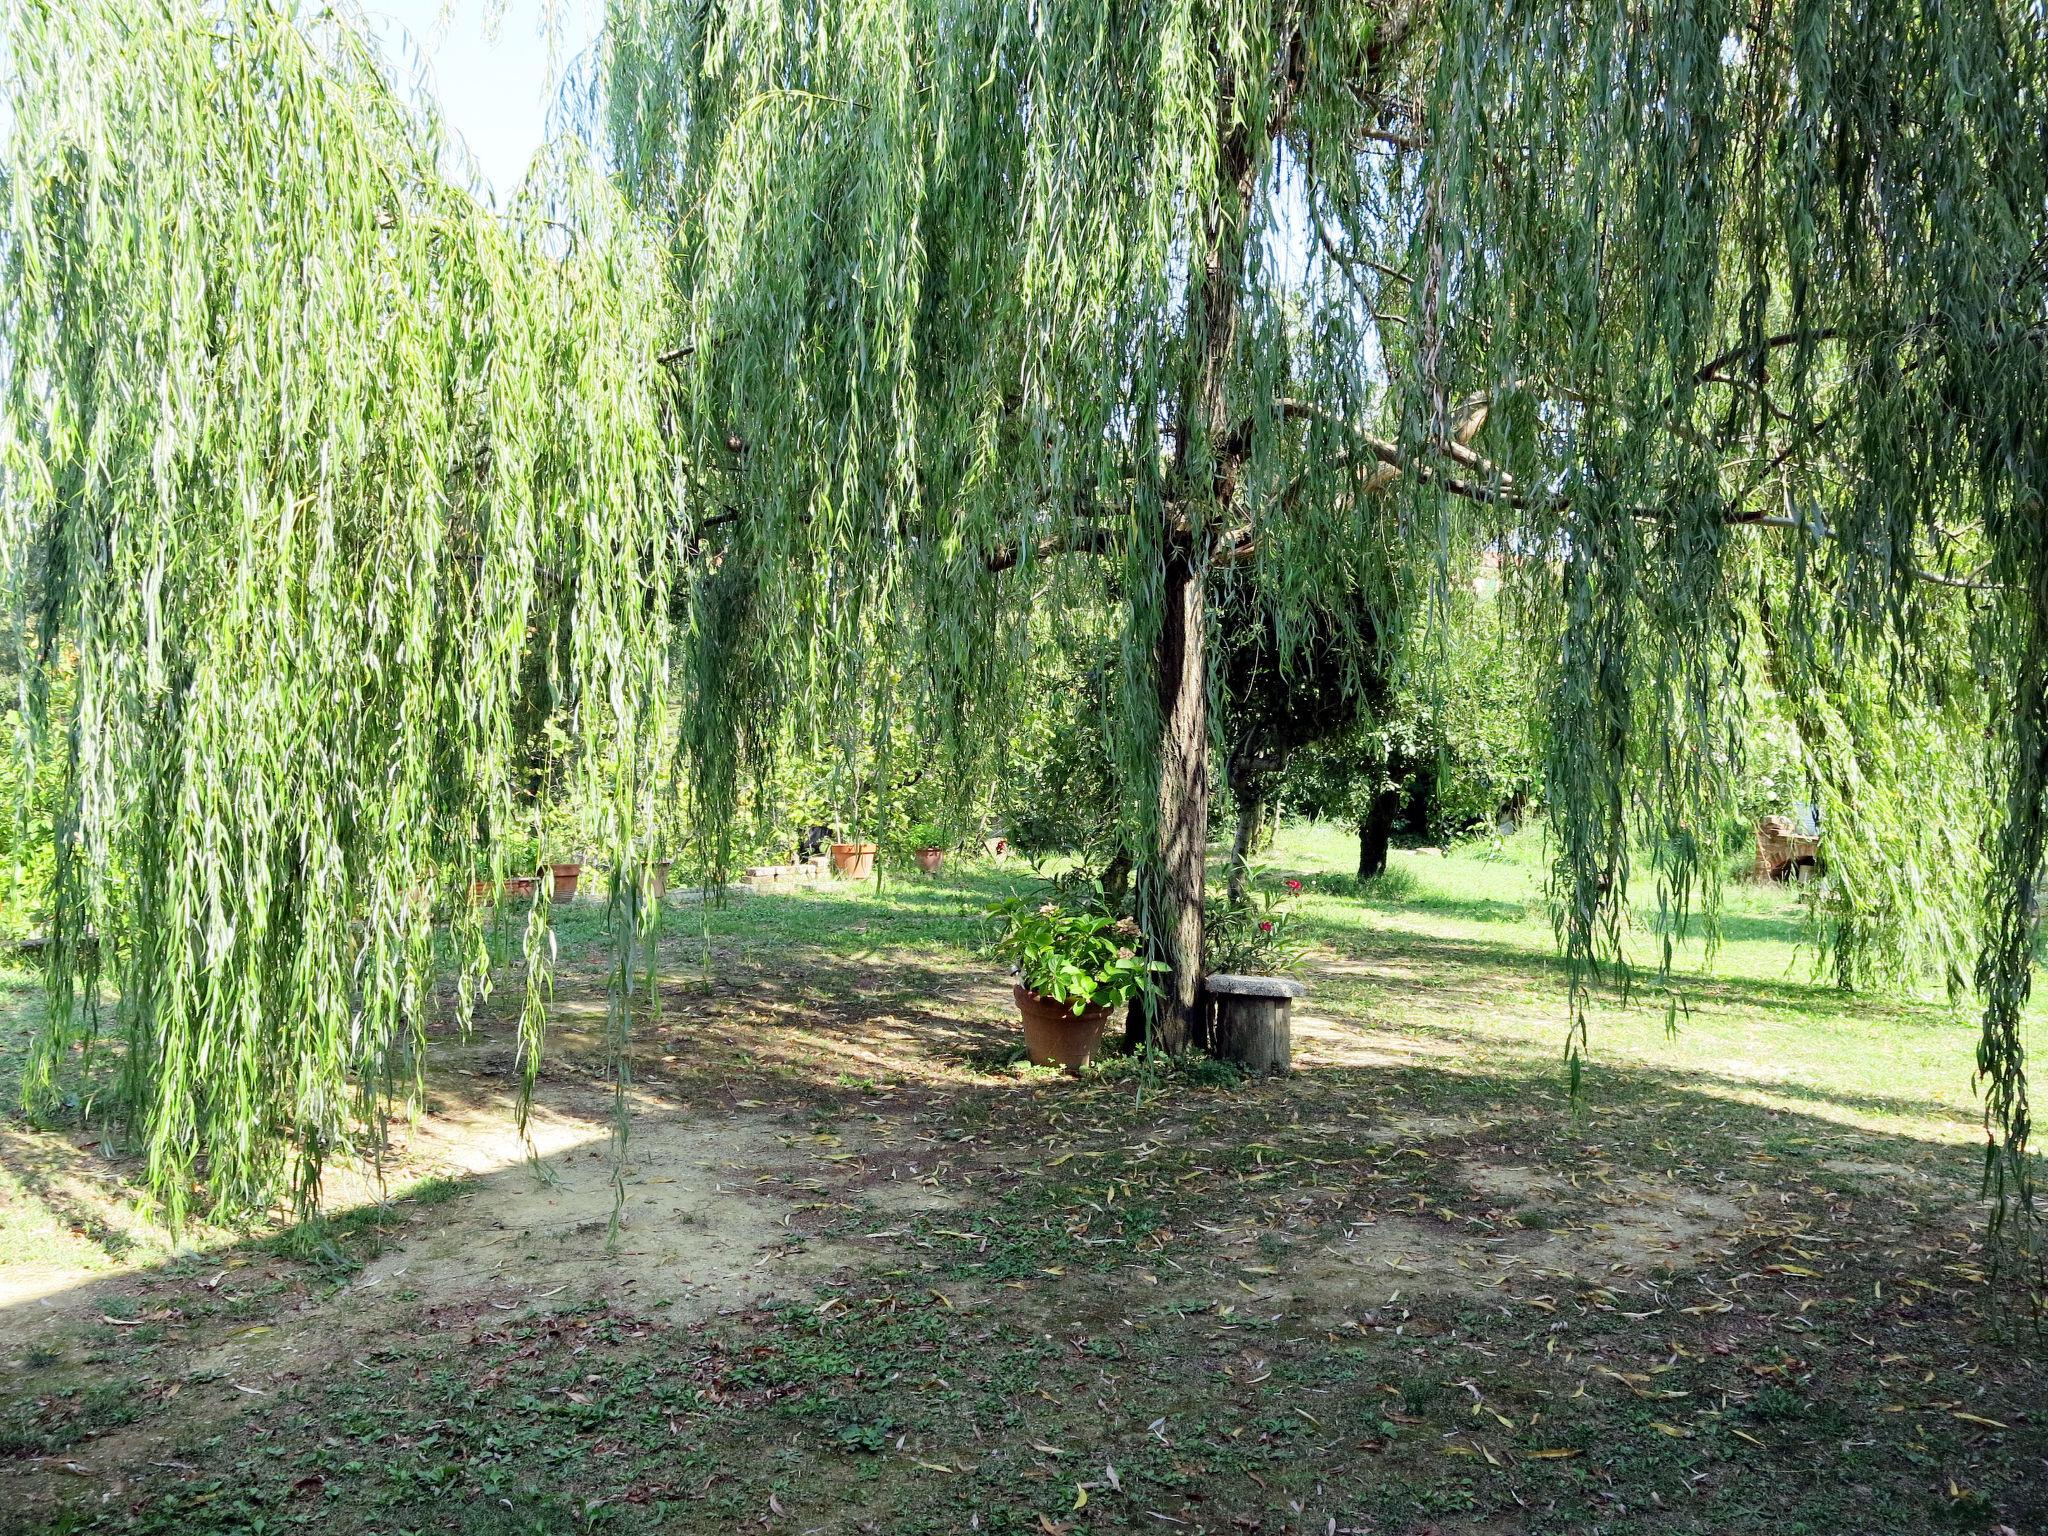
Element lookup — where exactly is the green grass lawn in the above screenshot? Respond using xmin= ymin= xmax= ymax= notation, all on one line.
xmin=1265 ymin=822 xmax=2002 ymax=1147
xmin=1 ymin=826 xmax=2041 ymax=1535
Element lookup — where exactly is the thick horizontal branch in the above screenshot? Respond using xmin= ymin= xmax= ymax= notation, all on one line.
xmin=985 ymin=523 xmax=1123 ymax=573
xmin=1277 ymin=397 xmax=1524 ymax=510
xmin=1276 ymin=393 xmax=2004 ymax=594
xmin=1212 ymin=523 xmax=1258 ymax=565
xmin=1692 ymin=328 xmax=1839 ymax=386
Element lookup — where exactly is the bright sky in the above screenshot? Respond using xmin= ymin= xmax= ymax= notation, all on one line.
xmin=357 ymin=2 xmax=603 ymax=203
xmin=348 ymin=4 xmax=1328 ymax=315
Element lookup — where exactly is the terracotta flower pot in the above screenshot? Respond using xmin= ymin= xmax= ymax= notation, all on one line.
xmin=502 ymin=874 xmax=537 ymax=901
xmin=830 ymin=842 xmax=878 ymax=878
xmin=914 ymin=846 xmax=945 ymax=874
xmin=470 ymin=879 xmax=496 ymax=904
xmin=1013 ymin=983 xmax=1111 ymax=1073
xmin=648 ymin=858 xmax=672 ymax=900
xmin=546 ymin=862 xmax=581 ymax=902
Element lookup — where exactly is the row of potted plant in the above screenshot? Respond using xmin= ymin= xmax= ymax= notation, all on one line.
xmin=823 ymin=823 xmax=1010 ymax=878
xmin=471 ymin=862 xmax=581 ymax=904
xmin=469 ymin=857 xmax=673 ymax=904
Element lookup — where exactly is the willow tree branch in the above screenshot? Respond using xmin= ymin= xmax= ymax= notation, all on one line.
xmin=984 ymin=523 xmax=1122 ymax=573
xmin=1692 ymin=328 xmax=1839 ymax=386
xmin=1277 ymin=396 xmax=1521 ymax=506
xmin=1646 ymin=508 xmax=2008 ymax=591
xmin=1212 ymin=523 xmax=1259 ymax=565
xmin=1314 ymin=215 xmax=1411 ymax=308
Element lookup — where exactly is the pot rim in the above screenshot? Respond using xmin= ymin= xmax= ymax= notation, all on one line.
xmin=1011 ymin=980 xmax=1113 ymax=1022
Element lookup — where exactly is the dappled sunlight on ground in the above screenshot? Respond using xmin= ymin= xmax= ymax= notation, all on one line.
xmin=1291 ymin=1011 xmax=1474 ymax=1066
xmin=2 ymin=833 xmax=2040 ymax=1533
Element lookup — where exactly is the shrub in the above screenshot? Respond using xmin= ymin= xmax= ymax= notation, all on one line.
xmin=986 ymin=897 xmax=1163 ymax=1013
xmin=1203 ymin=878 xmax=1308 ymax=975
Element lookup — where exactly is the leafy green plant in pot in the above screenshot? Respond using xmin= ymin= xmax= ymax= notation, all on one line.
xmin=906 ymin=819 xmax=949 ymax=874
xmin=987 ymin=897 xmax=1164 ymax=1071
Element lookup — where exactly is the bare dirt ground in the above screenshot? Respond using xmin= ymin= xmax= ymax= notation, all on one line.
xmin=2 ymin=873 xmax=2040 ymax=1534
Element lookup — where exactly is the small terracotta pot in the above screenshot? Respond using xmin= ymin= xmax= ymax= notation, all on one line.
xmin=1013 ymin=983 xmax=1111 ymax=1073
xmin=914 ymin=846 xmax=945 ymax=874
xmin=648 ymin=859 xmax=672 ymax=900
xmin=830 ymin=842 xmax=878 ymax=878
xmin=546 ymin=862 xmax=581 ymax=902
xmin=502 ymin=874 xmax=537 ymax=901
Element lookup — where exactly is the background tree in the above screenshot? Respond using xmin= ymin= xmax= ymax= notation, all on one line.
xmin=1286 ymin=580 xmax=1538 ymax=879
xmin=1288 ymin=718 xmax=1423 ymax=884
xmin=1215 ymin=578 xmax=1392 ymax=904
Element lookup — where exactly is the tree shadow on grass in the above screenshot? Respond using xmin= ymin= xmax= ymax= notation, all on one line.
xmin=2 ymin=994 xmax=2039 ymax=1536
xmin=1345 ymin=892 xmax=1540 ymax=926
xmin=1604 ymin=1057 xmax=1991 ymax=1134
xmin=6 ymin=862 xmax=2037 ymax=1536
xmin=1305 ymin=920 xmax=1960 ymax=1032
xmin=0 ymin=1121 xmax=152 ymax=1272
xmin=1699 ymin=905 xmax=1822 ymax=947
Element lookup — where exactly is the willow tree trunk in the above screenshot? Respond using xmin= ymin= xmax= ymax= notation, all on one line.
xmin=1132 ymin=549 xmax=1209 ymax=1054
xmin=1128 ymin=35 xmax=1272 ymax=1054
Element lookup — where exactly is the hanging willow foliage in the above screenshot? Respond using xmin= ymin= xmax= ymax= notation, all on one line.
xmin=1417 ymin=0 xmax=2047 ymax=1217
xmin=603 ymin=0 xmax=1446 ymax=1048
xmin=4 ymin=0 xmax=2042 ymax=1225
xmin=0 ymin=0 xmax=679 ymax=1224
xmin=603 ymin=0 xmax=2044 ymax=1213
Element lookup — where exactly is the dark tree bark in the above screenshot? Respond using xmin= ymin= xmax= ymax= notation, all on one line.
xmin=1099 ymin=843 xmax=1134 ymax=916
xmin=1358 ymin=788 xmax=1399 ymax=880
xmin=1227 ymin=787 xmax=1268 ymax=907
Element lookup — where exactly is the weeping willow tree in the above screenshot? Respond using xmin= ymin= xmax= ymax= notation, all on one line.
xmin=4 ymin=0 xmax=2043 ymax=1224
xmin=605 ymin=0 xmax=2045 ymax=1207
xmin=0 ymin=0 xmax=680 ymax=1224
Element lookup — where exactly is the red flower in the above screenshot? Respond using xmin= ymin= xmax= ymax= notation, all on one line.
xmin=1259 ymin=920 xmax=1274 ymax=933
xmin=1284 ymin=878 xmax=1303 ymax=892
